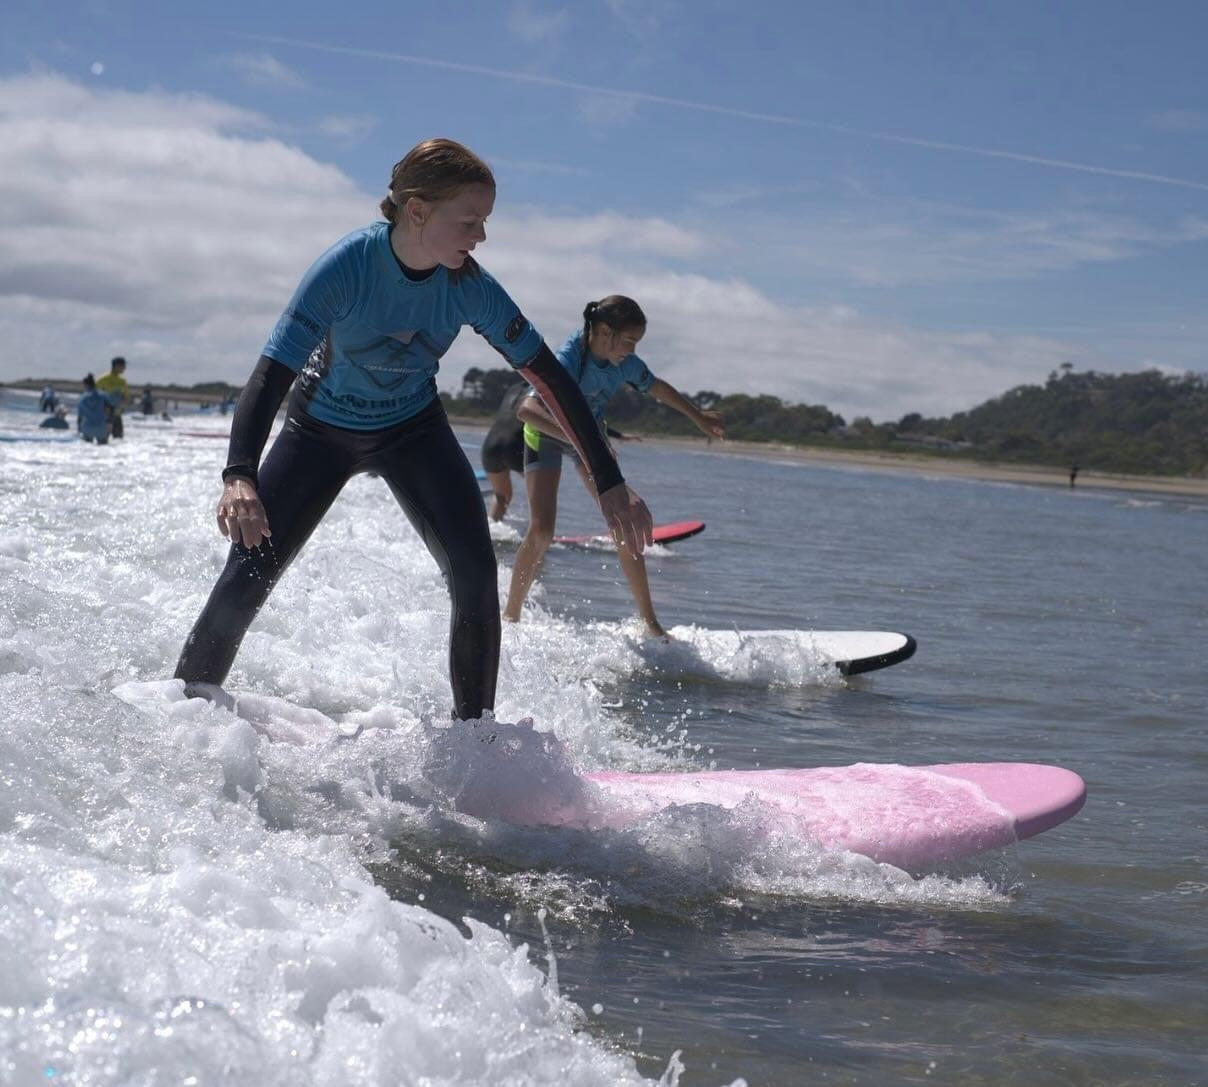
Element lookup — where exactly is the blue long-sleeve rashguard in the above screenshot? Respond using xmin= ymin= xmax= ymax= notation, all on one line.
xmin=262 ymin=221 xmax=543 ymax=430
xmin=551 ymin=329 xmax=655 ymax=419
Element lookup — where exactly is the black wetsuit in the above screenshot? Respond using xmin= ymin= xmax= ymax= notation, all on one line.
xmin=480 ymin=383 xmax=528 ymax=475
xmin=176 ymin=389 xmax=504 ymax=717
xmin=175 ymin=284 xmax=623 ymax=719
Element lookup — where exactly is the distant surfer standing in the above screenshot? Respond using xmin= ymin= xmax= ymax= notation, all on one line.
xmin=173 ymin=139 xmax=652 ymax=721
xmin=504 ymin=295 xmax=724 ymax=638
xmin=96 ymin=356 xmax=128 ymax=439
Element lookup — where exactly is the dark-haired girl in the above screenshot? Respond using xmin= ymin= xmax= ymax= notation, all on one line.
xmin=504 ymin=296 xmax=724 ymax=638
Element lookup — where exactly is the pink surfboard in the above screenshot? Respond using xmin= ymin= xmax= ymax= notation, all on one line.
xmin=554 ymin=520 xmax=706 ymax=547
xmin=582 ymin=762 xmax=1086 ymax=869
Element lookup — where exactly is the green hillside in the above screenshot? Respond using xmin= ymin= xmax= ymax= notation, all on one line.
xmin=448 ymin=362 xmax=1208 ymax=477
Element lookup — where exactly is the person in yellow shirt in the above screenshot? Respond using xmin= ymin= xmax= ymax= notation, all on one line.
xmin=95 ymin=357 xmax=129 ymax=439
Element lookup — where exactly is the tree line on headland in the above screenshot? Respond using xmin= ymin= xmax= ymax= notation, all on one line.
xmin=12 ymin=361 xmax=1206 ymax=476
xmin=451 ymin=361 xmax=1208 ymax=478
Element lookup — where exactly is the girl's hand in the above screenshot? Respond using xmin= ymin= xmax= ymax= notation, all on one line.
xmin=216 ymin=479 xmax=272 ymax=549
xmin=696 ymin=410 xmax=725 ymax=440
xmin=597 ymin=482 xmax=653 ymax=557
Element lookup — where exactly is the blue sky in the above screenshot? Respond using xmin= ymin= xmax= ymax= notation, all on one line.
xmin=1 ymin=0 xmax=1205 ymax=420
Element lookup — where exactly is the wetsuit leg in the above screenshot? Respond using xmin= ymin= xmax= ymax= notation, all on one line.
xmin=480 ymin=429 xmax=509 ymax=474
xmin=503 ymin=431 xmax=525 ymax=474
xmin=372 ymin=409 xmax=499 ymax=720
xmin=174 ymin=418 xmax=353 ymax=687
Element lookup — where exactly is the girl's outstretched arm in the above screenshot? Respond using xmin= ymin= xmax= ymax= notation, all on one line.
xmin=648 ymin=378 xmax=725 ymax=440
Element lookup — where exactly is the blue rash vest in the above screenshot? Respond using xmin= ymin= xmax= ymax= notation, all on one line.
xmin=76 ymin=389 xmax=109 ymax=439
xmin=522 ymin=330 xmax=656 ymax=452
xmin=552 ymin=330 xmax=655 ymax=420
xmin=262 ymin=221 xmax=543 ymax=430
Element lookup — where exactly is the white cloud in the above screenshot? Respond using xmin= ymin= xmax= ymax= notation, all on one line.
xmin=706 ymin=195 xmax=1208 ymax=287
xmin=506 ymin=0 xmax=571 ymax=47
xmin=315 ymin=113 xmax=378 ymax=143
xmin=495 ymin=210 xmax=706 ymax=258
xmin=0 ymin=72 xmax=1139 ymax=421
xmin=221 ymin=51 xmax=306 ymax=90
xmin=443 ymin=213 xmax=1081 ymax=420
xmin=0 ymin=73 xmax=367 ymax=386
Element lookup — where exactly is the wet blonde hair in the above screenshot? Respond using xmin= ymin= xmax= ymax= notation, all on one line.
xmin=379 ymin=138 xmax=495 ymax=223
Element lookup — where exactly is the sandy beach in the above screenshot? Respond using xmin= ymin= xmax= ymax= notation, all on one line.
xmin=453 ymin=417 xmax=1208 ymax=499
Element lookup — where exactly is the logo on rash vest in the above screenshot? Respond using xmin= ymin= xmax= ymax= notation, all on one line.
xmin=504 ymin=315 xmax=529 ymax=343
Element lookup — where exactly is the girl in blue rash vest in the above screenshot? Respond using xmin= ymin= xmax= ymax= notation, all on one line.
xmin=77 ymin=374 xmax=110 ymax=444
xmin=503 ymin=296 xmax=724 ymax=638
xmin=173 ymin=139 xmax=653 ymax=721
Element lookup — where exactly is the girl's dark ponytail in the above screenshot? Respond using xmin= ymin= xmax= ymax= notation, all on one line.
xmin=581 ymin=300 xmax=600 ymax=367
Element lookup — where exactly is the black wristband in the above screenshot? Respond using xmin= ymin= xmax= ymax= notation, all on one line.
xmin=221 ymin=464 xmax=258 ymax=487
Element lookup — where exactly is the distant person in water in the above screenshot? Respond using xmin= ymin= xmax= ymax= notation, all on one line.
xmin=141 ymin=385 xmax=154 ymax=416
xmin=504 ymin=295 xmax=724 ymax=638
xmin=39 ymin=385 xmax=58 ymax=413
xmin=481 ymin=382 xmax=636 ymax=522
xmin=96 ymin=357 xmax=128 ymax=439
xmin=173 ymin=138 xmax=652 ymax=721
xmin=1069 ymin=463 xmax=1079 ymax=488
xmin=40 ymin=406 xmax=69 ymax=430
xmin=77 ymin=374 xmax=110 ymax=444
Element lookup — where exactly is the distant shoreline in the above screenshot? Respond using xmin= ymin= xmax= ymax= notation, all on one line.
xmin=452 ymin=417 xmax=1208 ymax=499
xmin=7 ymin=381 xmax=1203 ymax=498
xmin=2 ymin=379 xmax=224 ymax=407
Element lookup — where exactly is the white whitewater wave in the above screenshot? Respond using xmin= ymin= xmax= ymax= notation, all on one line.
xmin=0 ymin=400 xmax=995 ymax=1084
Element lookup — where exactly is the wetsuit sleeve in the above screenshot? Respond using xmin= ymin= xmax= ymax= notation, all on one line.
xmin=520 ymin=342 xmax=624 ymax=495
xmin=466 ymin=267 xmax=545 ymax=366
xmin=221 ymin=356 xmax=297 ymax=486
xmin=463 ymin=269 xmax=622 ymax=492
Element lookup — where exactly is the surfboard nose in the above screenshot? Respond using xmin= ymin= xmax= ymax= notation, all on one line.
xmin=930 ymin=763 xmax=1087 ymax=841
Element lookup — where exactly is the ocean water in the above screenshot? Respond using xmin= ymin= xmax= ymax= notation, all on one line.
xmin=1 ymin=387 xmax=1205 ymax=1086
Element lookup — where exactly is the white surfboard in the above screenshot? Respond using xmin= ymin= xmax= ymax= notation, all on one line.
xmin=656 ymin=626 xmax=917 ymax=678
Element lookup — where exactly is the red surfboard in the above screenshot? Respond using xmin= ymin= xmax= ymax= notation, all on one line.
xmin=554 ymin=520 xmax=705 ymax=547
